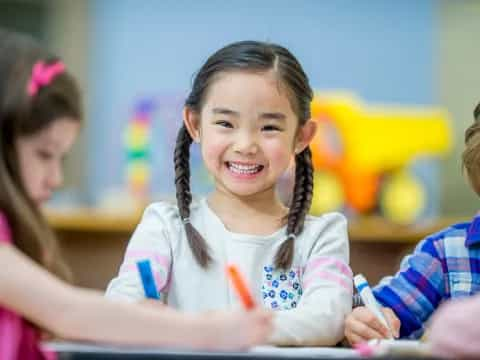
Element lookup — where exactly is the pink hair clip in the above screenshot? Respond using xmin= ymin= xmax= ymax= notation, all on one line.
xmin=27 ymin=60 xmax=65 ymax=96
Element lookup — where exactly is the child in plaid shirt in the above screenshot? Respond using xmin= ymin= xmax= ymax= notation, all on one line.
xmin=345 ymin=101 xmax=480 ymax=345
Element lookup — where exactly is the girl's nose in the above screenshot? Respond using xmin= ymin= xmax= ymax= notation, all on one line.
xmin=233 ymin=131 xmax=259 ymax=155
xmin=47 ymin=162 xmax=64 ymax=189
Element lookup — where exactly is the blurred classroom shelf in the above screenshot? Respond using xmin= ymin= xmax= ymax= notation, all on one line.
xmin=46 ymin=208 xmax=143 ymax=233
xmin=45 ymin=208 xmax=467 ymax=290
xmin=46 ymin=208 xmax=464 ymax=242
xmin=347 ymin=216 xmax=465 ymax=243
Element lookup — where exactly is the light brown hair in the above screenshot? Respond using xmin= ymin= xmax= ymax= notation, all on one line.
xmin=462 ymin=102 xmax=480 ymax=196
xmin=0 ymin=28 xmax=82 ymax=279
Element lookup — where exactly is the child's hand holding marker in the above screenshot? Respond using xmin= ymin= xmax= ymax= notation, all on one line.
xmin=198 ymin=308 xmax=273 ymax=350
xmin=223 ymin=263 xmax=273 ymax=347
xmin=345 ymin=306 xmax=400 ymax=344
xmin=344 ymin=275 xmax=401 ymax=345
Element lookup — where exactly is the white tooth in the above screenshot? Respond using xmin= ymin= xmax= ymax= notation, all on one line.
xmin=228 ymin=162 xmax=262 ymax=174
xmin=230 ymin=163 xmax=259 ymax=171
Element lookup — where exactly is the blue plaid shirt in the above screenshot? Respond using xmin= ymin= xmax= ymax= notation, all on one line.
xmin=372 ymin=215 xmax=480 ymax=339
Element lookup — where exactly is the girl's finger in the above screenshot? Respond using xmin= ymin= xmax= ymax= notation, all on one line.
xmin=349 ymin=318 xmax=386 ymax=341
xmin=346 ymin=333 xmax=369 ymax=346
xmin=382 ymin=308 xmax=401 ymax=338
xmin=360 ymin=311 xmax=391 ymax=338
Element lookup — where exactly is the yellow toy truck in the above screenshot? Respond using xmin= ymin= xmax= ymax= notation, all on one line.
xmin=309 ymin=93 xmax=452 ymax=224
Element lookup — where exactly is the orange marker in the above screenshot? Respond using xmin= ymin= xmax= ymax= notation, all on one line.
xmin=226 ymin=264 xmax=256 ymax=310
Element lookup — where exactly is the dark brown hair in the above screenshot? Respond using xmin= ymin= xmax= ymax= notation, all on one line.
xmin=463 ymin=101 xmax=480 ymax=196
xmin=0 ymin=28 xmax=82 ymax=279
xmin=174 ymin=41 xmax=313 ymax=269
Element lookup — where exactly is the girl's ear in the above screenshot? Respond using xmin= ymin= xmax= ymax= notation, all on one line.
xmin=183 ymin=107 xmax=201 ymax=143
xmin=294 ymin=119 xmax=317 ymax=154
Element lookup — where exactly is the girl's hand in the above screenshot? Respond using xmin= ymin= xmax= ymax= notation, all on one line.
xmin=200 ymin=309 xmax=273 ymax=350
xmin=139 ymin=300 xmax=272 ymax=350
xmin=344 ymin=306 xmax=400 ymax=345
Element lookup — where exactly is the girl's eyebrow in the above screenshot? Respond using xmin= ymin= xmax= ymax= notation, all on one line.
xmin=212 ymin=107 xmax=239 ymax=116
xmin=259 ymin=112 xmax=286 ymax=122
xmin=211 ymin=108 xmax=286 ymax=122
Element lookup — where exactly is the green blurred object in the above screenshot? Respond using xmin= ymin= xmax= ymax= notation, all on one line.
xmin=0 ymin=0 xmax=47 ymax=41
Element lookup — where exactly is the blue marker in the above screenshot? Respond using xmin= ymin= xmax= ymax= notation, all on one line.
xmin=354 ymin=274 xmax=393 ymax=339
xmin=136 ymin=259 xmax=160 ymax=299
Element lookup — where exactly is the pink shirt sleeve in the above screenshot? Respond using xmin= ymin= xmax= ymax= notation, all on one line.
xmin=0 ymin=212 xmax=12 ymax=244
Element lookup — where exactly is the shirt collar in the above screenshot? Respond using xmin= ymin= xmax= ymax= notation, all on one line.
xmin=465 ymin=214 xmax=480 ymax=247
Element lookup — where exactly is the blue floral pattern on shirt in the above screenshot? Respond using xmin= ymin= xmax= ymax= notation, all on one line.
xmin=261 ymin=265 xmax=303 ymax=310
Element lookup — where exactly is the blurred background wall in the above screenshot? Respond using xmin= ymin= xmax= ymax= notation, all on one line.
xmin=1 ymin=0 xmax=479 ymax=216
xmin=439 ymin=0 xmax=480 ymax=215
xmin=86 ymin=0 xmax=436 ymax=208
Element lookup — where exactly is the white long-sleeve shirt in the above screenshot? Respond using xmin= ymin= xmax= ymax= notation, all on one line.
xmin=106 ymin=198 xmax=353 ymax=346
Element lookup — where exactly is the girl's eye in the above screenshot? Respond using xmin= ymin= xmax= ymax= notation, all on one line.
xmin=262 ymin=125 xmax=282 ymax=132
xmin=37 ymin=150 xmax=53 ymax=160
xmin=215 ymin=120 xmax=233 ymax=128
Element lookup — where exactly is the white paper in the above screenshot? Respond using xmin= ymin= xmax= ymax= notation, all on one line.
xmin=43 ymin=341 xmax=357 ymax=358
xmin=251 ymin=345 xmax=357 ymax=358
xmin=366 ymin=339 xmax=431 ymax=356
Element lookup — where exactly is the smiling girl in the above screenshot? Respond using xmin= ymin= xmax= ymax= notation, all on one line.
xmin=107 ymin=41 xmax=353 ymax=346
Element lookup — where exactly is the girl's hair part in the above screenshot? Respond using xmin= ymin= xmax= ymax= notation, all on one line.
xmin=462 ymin=101 xmax=480 ymax=196
xmin=174 ymin=40 xmax=314 ymax=269
xmin=0 ymin=28 xmax=82 ymax=280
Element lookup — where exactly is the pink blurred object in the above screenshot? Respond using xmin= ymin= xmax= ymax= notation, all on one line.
xmin=27 ymin=61 xmax=65 ymax=96
xmin=354 ymin=342 xmax=375 ymax=357
xmin=429 ymin=295 xmax=480 ymax=358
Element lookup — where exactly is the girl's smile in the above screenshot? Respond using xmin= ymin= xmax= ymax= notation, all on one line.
xmin=225 ymin=161 xmax=265 ymax=179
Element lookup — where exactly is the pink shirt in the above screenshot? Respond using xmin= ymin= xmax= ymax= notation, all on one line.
xmin=0 ymin=212 xmax=55 ymax=360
